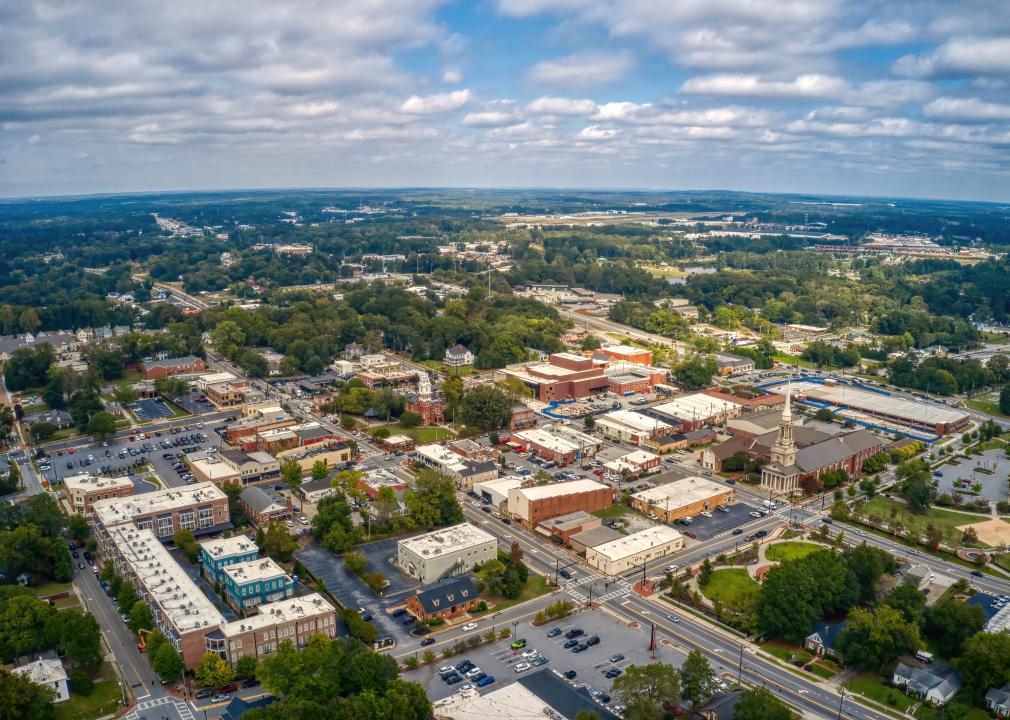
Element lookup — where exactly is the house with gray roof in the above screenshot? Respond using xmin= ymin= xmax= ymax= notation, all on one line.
xmin=892 ymin=662 xmax=961 ymax=706
xmin=239 ymin=485 xmax=291 ymax=527
xmin=987 ymin=683 xmax=1010 ymax=717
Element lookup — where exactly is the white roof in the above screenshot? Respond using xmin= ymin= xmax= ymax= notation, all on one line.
xmin=63 ymin=473 xmax=133 ymax=492
xmin=220 ymin=593 xmax=335 ymax=637
xmin=433 ymin=684 xmax=546 ymax=719
xmin=108 ymin=525 xmax=225 ymax=633
xmin=603 ymin=344 xmax=648 ymax=355
xmin=413 ymin=444 xmax=468 ymax=472
xmin=599 ymin=410 xmax=672 ymax=433
xmin=632 ymin=476 xmax=729 ymax=509
xmin=15 ymin=658 xmax=67 ymax=685
xmin=513 ymin=479 xmax=608 ymax=501
xmin=652 ymin=393 xmax=743 ymax=421
xmin=398 ymin=523 xmax=496 ymax=558
xmin=199 ymin=535 xmax=257 ymax=560
xmin=591 ymin=525 xmax=683 ymax=560
xmin=603 ymin=449 xmax=660 ymax=474
xmin=93 ymin=482 xmax=226 ymax=528
xmin=515 ymin=428 xmax=580 ymax=455
xmin=222 ymin=557 xmax=289 ymax=585
xmin=473 ymin=476 xmax=524 ymax=494
xmin=770 ymin=382 xmax=968 ymax=427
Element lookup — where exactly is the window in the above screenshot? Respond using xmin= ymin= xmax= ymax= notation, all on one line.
xmin=137 ymin=518 xmax=153 ymax=531
xmin=198 ymin=506 xmax=214 ymax=528
xmin=179 ymin=510 xmax=195 ymax=531
xmin=156 ymin=515 xmax=173 ymax=537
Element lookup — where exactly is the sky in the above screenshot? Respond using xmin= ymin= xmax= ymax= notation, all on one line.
xmin=2 ymin=1 xmax=1010 ymax=201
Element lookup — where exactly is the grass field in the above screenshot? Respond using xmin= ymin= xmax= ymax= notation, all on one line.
xmin=761 ymin=640 xmax=812 ymax=665
xmin=369 ymin=422 xmax=455 ymax=443
xmin=54 ymin=681 xmax=121 ymax=720
xmin=489 ymin=575 xmax=552 ymax=613
xmin=29 ymin=580 xmax=73 ymax=598
xmin=700 ymin=569 xmax=761 ymax=607
xmin=860 ymin=496 xmax=988 ymax=546
xmin=965 ymin=396 xmax=1008 ymax=418
xmin=844 ymin=672 xmax=915 ymax=712
xmin=765 ymin=542 xmax=824 ymax=563
xmin=420 ymin=360 xmax=476 ymax=377
xmin=591 ymin=504 xmax=644 ymax=521
xmin=773 ymin=353 xmax=815 ymax=369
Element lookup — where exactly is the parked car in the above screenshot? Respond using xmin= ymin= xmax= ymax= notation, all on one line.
xmin=476 ymin=676 xmax=495 ymax=688
xmin=209 ymin=694 xmax=229 ymax=703
xmin=564 ymin=628 xmax=584 ymax=640
xmin=514 ymin=662 xmax=531 ymax=673
xmin=547 ymin=628 xmax=562 ymax=638
xmin=609 ymin=654 xmax=624 ymax=663
xmin=420 ymin=637 xmax=436 ymax=646
xmin=511 ymin=639 xmax=527 ymax=649
xmin=563 ymin=670 xmax=577 ymax=679
xmin=532 ymin=656 xmax=548 ymax=667
xmin=196 ymin=689 xmax=214 ymax=699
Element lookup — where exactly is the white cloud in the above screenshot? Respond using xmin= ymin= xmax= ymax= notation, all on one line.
xmin=442 ymin=69 xmax=462 ymax=84
xmin=924 ymin=96 xmax=1010 ymax=122
xmin=529 ymin=50 xmax=636 ymax=88
xmin=527 ymin=96 xmax=597 ymax=115
xmin=895 ymin=37 xmax=1010 ymax=78
xmin=680 ymin=74 xmax=848 ymax=99
xmin=577 ymin=125 xmax=619 ymax=141
xmin=463 ymin=110 xmax=517 ymax=127
xmin=400 ymin=89 xmax=472 ymax=114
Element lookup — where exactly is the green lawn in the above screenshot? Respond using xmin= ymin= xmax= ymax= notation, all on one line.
xmin=773 ymin=353 xmax=815 ymax=369
xmin=860 ymin=497 xmax=987 ymax=546
xmin=700 ymin=569 xmax=761 ymax=606
xmin=369 ymin=422 xmax=456 ymax=443
xmin=844 ymin=672 xmax=915 ymax=712
xmin=965 ymin=397 xmax=1008 ymax=418
xmin=29 ymin=580 xmax=73 ymax=598
xmin=765 ymin=542 xmax=824 ymax=563
xmin=420 ymin=360 xmax=476 ymax=377
xmin=488 ymin=575 xmax=552 ymax=613
xmin=761 ymin=640 xmax=812 ymax=665
xmin=54 ymin=681 xmax=121 ymax=720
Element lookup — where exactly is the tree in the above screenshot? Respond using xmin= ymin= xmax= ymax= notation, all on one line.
xmin=18 ymin=308 xmax=40 ymax=334
xmin=960 ymin=631 xmax=1010 ymax=693
xmin=112 ymin=385 xmax=139 ymax=404
xmin=673 ymin=355 xmax=718 ymax=389
xmin=154 ymin=643 xmax=183 ymax=682
xmin=404 ymin=469 xmax=462 ymax=530
xmin=314 ymin=492 xmax=360 ymax=553
xmin=442 ymin=376 xmax=464 ymax=421
xmin=0 ymin=668 xmax=56 ymax=720
xmin=116 ymin=582 xmax=138 ymax=615
xmin=610 ymin=663 xmax=680 ymax=720
xmin=843 ymin=544 xmax=896 ymax=602
xmin=896 ymin=459 xmax=935 ymax=512
xmin=128 ymin=602 xmax=154 ymax=634
xmin=210 ymin=320 xmax=246 ymax=359
xmin=173 ymin=528 xmax=199 ymax=563
xmin=679 ymin=650 xmax=714 ymax=705
xmin=399 ymin=410 xmax=422 ymax=428
xmin=234 ymin=655 xmax=258 ymax=680
xmin=280 ymin=459 xmax=303 ymax=489
xmin=460 ymin=386 xmax=511 ymax=431
xmin=237 ymin=350 xmax=269 ymax=378
xmin=153 ymin=377 xmax=189 ymax=399
xmin=697 ymin=558 xmax=713 ymax=587
xmin=49 ymin=608 xmax=102 ymax=670
xmin=344 ymin=551 xmax=367 ymax=577
xmin=85 ymin=411 xmax=117 ymax=439
xmin=194 ymin=651 xmax=235 ymax=689
xmin=341 ymin=609 xmax=378 ymax=644
xmin=882 ymin=582 xmax=927 ymax=624
xmin=261 ymin=521 xmax=298 ymax=563
xmin=923 ymin=599 xmax=986 ymax=657
xmin=310 ymin=460 xmax=329 ymax=480
xmin=1001 ymin=384 xmax=1010 ymax=416
xmin=837 ymin=606 xmax=921 ymax=671
xmin=734 ymin=687 xmax=792 ymax=720
xmin=814 ymin=407 xmax=835 ymax=422
xmin=29 ymin=422 xmax=58 ymax=442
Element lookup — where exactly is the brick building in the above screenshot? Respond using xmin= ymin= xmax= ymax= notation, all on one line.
xmin=140 ymin=355 xmax=206 ymax=379
xmin=507 ymin=480 xmax=614 ymax=527
xmin=499 ymin=353 xmax=609 ymax=402
xmin=63 ymin=473 xmax=133 ymax=515
xmin=404 ymin=576 xmax=480 ymax=623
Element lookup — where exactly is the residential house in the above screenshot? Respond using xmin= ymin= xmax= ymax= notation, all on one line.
xmin=892 ymin=662 xmax=961 ymax=706
xmin=804 ymin=620 xmax=846 ymax=661
xmin=443 ymin=344 xmax=474 ymax=367
xmin=405 ymin=576 xmax=481 ymax=623
xmin=986 ymin=684 xmax=1010 ymax=718
xmin=14 ymin=658 xmax=69 ymax=703
xmin=239 ymin=486 xmax=291 ymax=527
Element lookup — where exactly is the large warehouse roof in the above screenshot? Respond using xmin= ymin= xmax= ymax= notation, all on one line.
xmin=772 ymin=382 xmax=968 ymax=427
xmin=591 ymin=525 xmax=683 ymax=561
xmin=651 ymin=393 xmax=742 ymax=421
xmin=632 ymin=476 xmax=728 ymax=509
xmin=513 ymin=479 xmax=608 ymax=501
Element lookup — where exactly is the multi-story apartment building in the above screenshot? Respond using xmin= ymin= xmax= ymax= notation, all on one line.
xmin=92 ymin=482 xmax=230 ymax=542
xmin=63 ymin=473 xmax=134 ymax=515
xmin=221 ymin=557 xmax=294 ymax=611
xmin=199 ymin=535 xmax=260 ymax=584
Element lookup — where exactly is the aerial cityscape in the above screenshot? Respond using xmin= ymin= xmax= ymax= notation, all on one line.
xmin=2 ymin=3 xmax=1010 ymax=720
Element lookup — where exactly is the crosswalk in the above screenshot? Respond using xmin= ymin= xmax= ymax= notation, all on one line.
xmin=563 ymin=573 xmax=632 ymax=604
xmin=125 ymin=696 xmax=196 ymax=720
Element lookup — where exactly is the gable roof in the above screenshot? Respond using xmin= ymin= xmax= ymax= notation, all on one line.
xmin=894 ymin=662 xmax=961 ymax=697
xmin=806 ymin=620 xmax=847 ymax=651
xmin=412 ymin=576 xmax=478 ymax=614
xmin=240 ymin=485 xmax=287 ymax=514
xmin=143 ymin=354 xmax=200 ymax=369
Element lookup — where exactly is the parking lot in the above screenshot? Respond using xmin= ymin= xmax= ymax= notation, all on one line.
xmin=403 ymin=607 xmax=687 ymax=708
xmin=296 ymin=540 xmax=418 ymax=646
xmin=933 ymin=449 xmax=1010 ymax=502
xmin=38 ymin=419 xmax=227 ymax=491
xmin=128 ymin=398 xmax=174 ymax=421
xmin=676 ymin=501 xmax=764 ymax=542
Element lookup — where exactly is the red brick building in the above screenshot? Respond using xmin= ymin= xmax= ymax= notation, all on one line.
xmin=500 ymin=353 xmax=609 ymax=402
xmin=141 ymin=355 xmax=207 ymax=379
xmin=405 ymin=577 xmax=480 ymax=623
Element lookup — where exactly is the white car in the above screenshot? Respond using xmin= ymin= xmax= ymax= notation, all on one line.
xmin=465 ymin=667 xmax=482 ymax=679
xmin=438 ymin=666 xmax=455 ymax=674
xmin=700 ymin=511 xmax=712 ymax=518
xmin=514 ymin=662 xmax=532 ymax=673
xmin=521 ymin=649 xmax=539 ymax=659
xmin=298 ymin=516 xmax=309 ymax=525
xmin=457 ymin=684 xmax=474 ymax=692
xmin=461 ymin=622 xmax=478 ymax=632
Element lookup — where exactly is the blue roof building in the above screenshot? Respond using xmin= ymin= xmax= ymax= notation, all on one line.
xmin=199 ymin=535 xmax=260 ymax=585
xmin=222 ymin=557 xmax=294 ymax=610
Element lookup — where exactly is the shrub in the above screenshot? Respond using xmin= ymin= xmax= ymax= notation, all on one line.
xmin=403 ymin=656 xmax=418 ymax=670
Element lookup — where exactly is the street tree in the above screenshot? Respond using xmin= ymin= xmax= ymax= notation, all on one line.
xmin=836 ymin=606 xmax=921 ymax=671
xmin=679 ymin=650 xmax=715 ymax=705
xmin=733 ymin=687 xmax=792 ymax=720
xmin=194 ymin=651 xmax=236 ymax=689
xmin=280 ymin=459 xmax=303 ymax=489
xmin=610 ymin=663 xmax=680 ymax=720
xmin=154 ymin=644 xmax=183 ymax=682
xmin=460 ymin=386 xmax=511 ymax=431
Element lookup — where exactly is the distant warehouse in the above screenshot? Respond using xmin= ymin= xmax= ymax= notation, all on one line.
xmin=586 ymin=525 xmax=683 ymax=576
xmin=772 ymin=382 xmax=969 ymax=435
xmin=508 ymin=480 xmax=614 ymax=527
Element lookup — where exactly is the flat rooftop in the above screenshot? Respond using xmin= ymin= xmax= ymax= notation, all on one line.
xmin=515 ymin=428 xmax=581 ymax=454
xmin=652 ymin=393 xmax=743 ymax=421
xmin=772 ymin=382 xmax=968 ymax=427
xmin=632 ymin=476 xmax=729 ymax=509
xmin=109 ymin=525 xmax=224 ymax=633
xmin=599 ymin=410 xmax=672 ymax=433
xmin=413 ymin=444 xmax=468 ymax=471
xmin=93 ymin=482 xmax=227 ymax=528
xmin=513 ymin=479 xmax=609 ymax=501
xmin=199 ymin=535 xmax=257 ymax=560
xmin=222 ymin=557 xmax=289 ymax=585
xmin=63 ymin=473 xmax=133 ymax=492
xmin=220 ymin=593 xmax=335 ymax=637
xmin=592 ymin=525 xmax=683 ymax=561
xmin=398 ymin=522 xmax=496 ymax=558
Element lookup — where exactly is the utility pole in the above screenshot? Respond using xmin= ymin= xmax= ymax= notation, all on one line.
xmin=737 ymin=642 xmax=744 ymax=684
xmin=836 ymin=687 xmax=846 ymax=720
